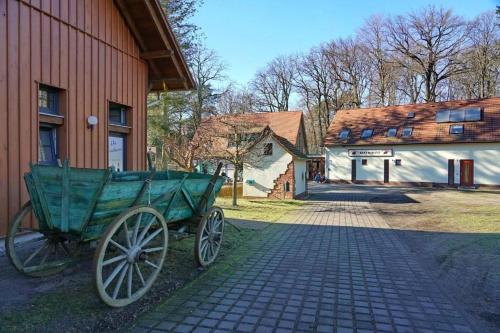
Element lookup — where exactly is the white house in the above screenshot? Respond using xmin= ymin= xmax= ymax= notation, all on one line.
xmin=196 ymin=111 xmax=309 ymax=199
xmin=323 ymin=98 xmax=500 ymax=187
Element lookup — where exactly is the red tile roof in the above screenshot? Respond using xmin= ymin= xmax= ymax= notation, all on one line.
xmin=323 ymin=98 xmax=500 ymax=146
xmin=200 ymin=111 xmax=304 ymax=145
xmin=194 ymin=111 xmax=306 ymax=158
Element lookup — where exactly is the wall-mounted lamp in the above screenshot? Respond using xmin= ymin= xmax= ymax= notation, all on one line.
xmin=87 ymin=115 xmax=98 ymax=129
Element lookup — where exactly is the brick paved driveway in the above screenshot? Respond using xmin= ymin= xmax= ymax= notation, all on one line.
xmin=132 ymin=184 xmax=477 ymax=333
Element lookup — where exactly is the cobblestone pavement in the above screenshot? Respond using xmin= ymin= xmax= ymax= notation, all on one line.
xmin=131 ymin=184 xmax=477 ymax=333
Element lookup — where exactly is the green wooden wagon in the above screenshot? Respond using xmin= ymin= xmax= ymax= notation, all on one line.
xmin=6 ymin=158 xmax=225 ymax=307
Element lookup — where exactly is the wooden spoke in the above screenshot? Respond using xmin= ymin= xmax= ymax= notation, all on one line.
xmin=103 ymin=254 xmax=127 ymax=267
xmin=94 ymin=206 xmax=168 ymax=307
xmin=143 ymin=247 xmax=164 ymax=253
xmin=23 ymin=241 xmax=49 ymax=266
xmin=112 ymin=263 xmax=129 ymax=299
xmin=104 ymin=260 xmax=128 ymax=289
xmin=134 ymin=263 xmax=146 ymax=287
xmin=139 ymin=228 xmax=163 ymax=248
xmin=122 ymin=221 xmax=132 ymax=248
xmin=136 ymin=216 xmax=157 ymax=246
xmin=132 ymin=213 xmax=142 ymax=245
xmin=144 ymin=260 xmax=159 ymax=269
xmin=195 ymin=207 xmax=225 ymax=267
xmin=127 ymin=264 xmax=133 ymax=298
xmin=109 ymin=239 xmax=128 ymax=253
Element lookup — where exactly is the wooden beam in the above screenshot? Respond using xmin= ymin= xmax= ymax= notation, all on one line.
xmin=141 ymin=50 xmax=173 ymax=60
xmin=115 ymin=0 xmax=163 ymax=79
xmin=143 ymin=0 xmax=189 ymax=89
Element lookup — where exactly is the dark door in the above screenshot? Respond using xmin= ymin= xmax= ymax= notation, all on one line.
xmin=351 ymin=160 xmax=356 ymax=182
xmin=460 ymin=160 xmax=474 ymax=186
xmin=384 ymin=159 xmax=389 ymax=183
xmin=448 ymin=160 xmax=455 ymax=185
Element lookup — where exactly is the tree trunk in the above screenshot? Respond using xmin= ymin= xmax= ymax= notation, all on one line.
xmin=232 ymin=168 xmax=238 ymax=207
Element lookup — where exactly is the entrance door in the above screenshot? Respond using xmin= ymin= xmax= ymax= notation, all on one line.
xmin=109 ymin=133 xmax=126 ymax=172
xmin=384 ymin=159 xmax=389 ymax=183
xmin=448 ymin=160 xmax=455 ymax=185
xmin=460 ymin=160 xmax=474 ymax=187
xmin=351 ymin=160 xmax=356 ymax=182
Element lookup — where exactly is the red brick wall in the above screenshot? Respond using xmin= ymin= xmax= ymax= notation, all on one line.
xmin=268 ymin=161 xmax=295 ymax=199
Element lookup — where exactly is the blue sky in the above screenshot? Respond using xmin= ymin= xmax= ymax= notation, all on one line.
xmin=192 ymin=0 xmax=497 ymax=86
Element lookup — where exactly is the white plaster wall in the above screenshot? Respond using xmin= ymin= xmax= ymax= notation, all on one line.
xmin=243 ymin=137 xmax=293 ymax=197
xmin=325 ymin=143 xmax=500 ymax=185
xmin=294 ymin=159 xmax=307 ymax=195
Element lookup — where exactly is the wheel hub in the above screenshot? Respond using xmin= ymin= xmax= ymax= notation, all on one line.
xmin=127 ymin=246 xmax=142 ymax=264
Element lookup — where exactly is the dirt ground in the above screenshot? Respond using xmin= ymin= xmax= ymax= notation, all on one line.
xmin=0 ymin=223 xmax=257 ymax=332
xmin=371 ymin=188 xmax=500 ymax=333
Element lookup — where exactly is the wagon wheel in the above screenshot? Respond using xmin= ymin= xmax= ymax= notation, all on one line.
xmin=6 ymin=202 xmax=75 ymax=277
xmin=195 ymin=206 xmax=225 ymax=267
xmin=94 ymin=206 xmax=168 ymax=307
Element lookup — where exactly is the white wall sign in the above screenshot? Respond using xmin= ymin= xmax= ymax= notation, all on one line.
xmin=348 ymin=149 xmax=393 ymax=157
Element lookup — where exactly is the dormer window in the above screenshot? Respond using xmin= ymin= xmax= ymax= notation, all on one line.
xmin=401 ymin=127 xmax=413 ymax=137
xmin=387 ymin=128 xmax=398 ymax=137
xmin=360 ymin=129 xmax=374 ymax=139
xmin=339 ymin=129 xmax=350 ymax=139
xmin=407 ymin=112 xmax=415 ymax=119
xmin=449 ymin=124 xmax=464 ymax=135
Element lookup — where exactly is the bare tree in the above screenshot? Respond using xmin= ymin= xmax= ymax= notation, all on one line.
xmin=190 ymin=44 xmax=226 ymax=128
xmin=217 ymin=84 xmax=258 ymax=115
xmin=252 ymin=56 xmax=296 ymax=112
xmin=386 ymin=6 xmax=470 ymax=102
xmin=325 ymin=38 xmax=370 ymax=108
xmin=451 ymin=11 xmax=499 ymax=99
xmin=360 ymin=15 xmax=398 ymax=106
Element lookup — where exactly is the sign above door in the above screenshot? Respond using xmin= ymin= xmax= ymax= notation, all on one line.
xmin=348 ymin=149 xmax=393 ymax=157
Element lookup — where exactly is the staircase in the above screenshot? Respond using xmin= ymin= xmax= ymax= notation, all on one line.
xmin=267 ymin=161 xmax=294 ymax=199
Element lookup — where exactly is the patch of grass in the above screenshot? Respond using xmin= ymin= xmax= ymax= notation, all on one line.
xmin=216 ymin=197 xmax=305 ymax=223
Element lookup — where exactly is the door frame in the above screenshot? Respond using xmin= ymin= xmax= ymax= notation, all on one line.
xmin=351 ymin=159 xmax=356 ymax=182
xmin=460 ymin=160 xmax=474 ymax=187
xmin=384 ymin=159 xmax=389 ymax=183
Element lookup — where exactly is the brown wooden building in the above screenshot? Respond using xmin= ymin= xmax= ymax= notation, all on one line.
xmin=0 ymin=0 xmax=195 ymax=236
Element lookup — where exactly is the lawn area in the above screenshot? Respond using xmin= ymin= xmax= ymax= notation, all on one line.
xmin=371 ymin=188 xmax=500 ymax=331
xmin=216 ymin=197 xmax=305 ymax=223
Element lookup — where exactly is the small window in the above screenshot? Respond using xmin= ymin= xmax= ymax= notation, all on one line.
xmin=395 ymin=159 xmax=402 ymax=166
xmin=449 ymin=109 xmax=465 ymax=122
xmin=360 ymin=128 xmax=374 ymax=139
xmin=407 ymin=112 xmax=415 ymax=118
xmin=263 ymin=143 xmax=273 ymax=156
xmin=449 ymin=124 xmax=464 ymax=134
xmin=339 ymin=129 xmax=350 ymax=139
xmin=436 ymin=110 xmax=450 ymax=123
xmin=387 ymin=128 xmax=398 ymax=137
xmin=401 ymin=127 xmax=413 ymax=137
xmin=39 ymin=85 xmax=60 ymax=115
xmin=465 ymin=108 xmax=481 ymax=121
xmin=39 ymin=126 xmax=58 ymax=165
xmin=362 ymin=159 xmax=368 ymax=166
xmin=109 ymin=103 xmax=127 ymax=125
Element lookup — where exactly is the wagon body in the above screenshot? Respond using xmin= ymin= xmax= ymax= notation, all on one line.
xmin=9 ymin=160 xmax=226 ymax=307
xmin=24 ymin=161 xmax=224 ymax=241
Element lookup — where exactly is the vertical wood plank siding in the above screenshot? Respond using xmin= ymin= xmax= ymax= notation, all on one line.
xmin=0 ymin=0 xmax=149 ymax=236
